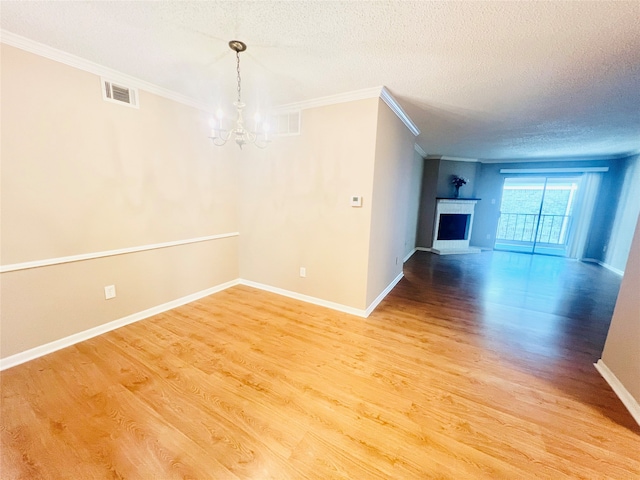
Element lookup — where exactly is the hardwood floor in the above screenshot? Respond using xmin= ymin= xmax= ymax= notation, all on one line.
xmin=2 ymin=251 xmax=639 ymax=479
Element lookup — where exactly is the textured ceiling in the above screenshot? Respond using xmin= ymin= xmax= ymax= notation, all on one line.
xmin=2 ymin=1 xmax=639 ymax=160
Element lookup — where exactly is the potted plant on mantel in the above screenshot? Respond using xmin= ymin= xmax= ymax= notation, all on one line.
xmin=451 ymin=175 xmax=468 ymax=198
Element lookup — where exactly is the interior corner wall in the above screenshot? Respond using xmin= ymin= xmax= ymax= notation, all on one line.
xmin=1 ymin=44 xmax=240 ymax=359
xmin=416 ymin=158 xmax=440 ymax=247
xmin=469 ymin=162 xmax=505 ymax=249
xmin=601 ymin=215 xmax=640 ymax=405
xmin=436 ymin=160 xmax=479 ymax=198
xmin=366 ymin=100 xmax=416 ymax=306
xmin=603 ymin=155 xmax=640 ymax=272
xmin=238 ymin=98 xmax=379 ymax=310
xmin=415 ymin=158 xmax=479 ymax=248
xmin=579 ymin=158 xmax=629 ymax=264
xmin=403 ymin=149 xmax=424 ymax=259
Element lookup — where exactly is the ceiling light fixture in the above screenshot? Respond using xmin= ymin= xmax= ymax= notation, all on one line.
xmin=209 ymin=40 xmax=270 ymax=149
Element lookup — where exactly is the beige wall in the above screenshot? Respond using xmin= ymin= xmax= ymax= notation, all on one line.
xmin=1 ymin=45 xmax=238 ymax=262
xmin=404 ymin=149 xmax=424 ymax=258
xmin=1 ymin=45 xmax=239 ymax=358
xmin=416 ymin=158 xmax=440 ymax=247
xmin=1 ymin=239 xmax=238 ymax=357
xmin=605 ymin=155 xmax=640 ymax=272
xmin=238 ymin=99 xmax=379 ymax=310
xmin=601 ymin=213 xmax=640 ymax=403
xmin=366 ymin=100 xmax=417 ymax=305
xmin=415 ymin=158 xmax=479 ymax=249
xmin=1 ymin=44 xmax=422 ymax=361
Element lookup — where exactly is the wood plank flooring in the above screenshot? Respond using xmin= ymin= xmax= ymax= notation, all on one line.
xmin=2 ymin=251 xmax=639 ymax=479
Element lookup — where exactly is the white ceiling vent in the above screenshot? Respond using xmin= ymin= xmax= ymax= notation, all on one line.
xmin=101 ymin=78 xmax=139 ymax=108
xmin=272 ymin=110 xmax=300 ymax=136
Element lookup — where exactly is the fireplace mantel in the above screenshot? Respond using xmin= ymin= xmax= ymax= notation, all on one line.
xmin=432 ymin=198 xmax=481 ymax=255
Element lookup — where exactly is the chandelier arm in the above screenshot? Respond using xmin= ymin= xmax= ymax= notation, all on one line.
xmin=253 ymin=139 xmax=270 ymax=149
xmin=210 ymin=128 xmax=232 ymax=145
xmin=244 ymin=130 xmax=270 ymax=149
xmin=245 ymin=130 xmax=256 ymax=142
xmin=211 ymin=136 xmax=229 ymax=146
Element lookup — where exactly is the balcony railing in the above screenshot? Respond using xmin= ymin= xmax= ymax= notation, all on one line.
xmin=496 ymin=213 xmax=572 ymax=245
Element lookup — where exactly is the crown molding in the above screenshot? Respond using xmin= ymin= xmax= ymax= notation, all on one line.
xmin=379 ymin=87 xmax=420 ymax=136
xmin=425 ymin=152 xmax=636 ymax=164
xmin=426 ymin=155 xmax=479 ymax=163
xmin=3 ymin=31 xmax=421 ymax=136
xmin=480 ymin=151 xmax=638 ymax=164
xmin=275 ymin=86 xmax=384 ymax=112
xmin=0 ymin=30 xmax=209 ymax=112
xmin=276 ymin=85 xmax=420 ymax=137
xmin=499 ymin=167 xmax=609 ymax=174
xmin=414 ymin=144 xmax=427 ymax=158
xmin=442 ymin=155 xmax=479 ymax=162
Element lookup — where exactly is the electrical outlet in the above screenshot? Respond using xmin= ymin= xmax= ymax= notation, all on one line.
xmin=104 ymin=285 xmax=116 ymax=300
xmin=299 ymin=267 xmax=306 ymax=278
xmin=395 ymin=256 xmax=399 ymax=265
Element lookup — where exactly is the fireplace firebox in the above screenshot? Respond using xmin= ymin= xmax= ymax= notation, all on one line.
xmin=432 ymin=198 xmax=480 ymax=255
xmin=437 ymin=214 xmax=471 ymax=241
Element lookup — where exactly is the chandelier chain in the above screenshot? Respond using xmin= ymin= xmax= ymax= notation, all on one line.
xmin=236 ymin=50 xmax=242 ymax=104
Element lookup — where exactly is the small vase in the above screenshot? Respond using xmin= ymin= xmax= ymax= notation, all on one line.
xmin=453 ymin=186 xmax=460 ymax=198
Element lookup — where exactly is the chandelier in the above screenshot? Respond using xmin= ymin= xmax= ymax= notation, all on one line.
xmin=209 ymin=40 xmax=270 ymax=149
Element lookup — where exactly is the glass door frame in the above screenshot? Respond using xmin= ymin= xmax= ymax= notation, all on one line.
xmin=494 ymin=175 xmax=581 ymax=257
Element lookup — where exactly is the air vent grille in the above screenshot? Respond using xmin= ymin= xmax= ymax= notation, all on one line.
xmin=111 ymin=84 xmax=131 ymax=103
xmin=271 ymin=110 xmax=301 ymax=136
xmin=101 ymin=78 xmax=139 ymax=108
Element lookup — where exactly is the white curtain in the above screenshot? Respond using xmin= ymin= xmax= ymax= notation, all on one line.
xmin=567 ymin=173 xmax=601 ymax=259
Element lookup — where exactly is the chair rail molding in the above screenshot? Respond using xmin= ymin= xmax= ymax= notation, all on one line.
xmin=0 ymin=232 xmax=239 ymax=273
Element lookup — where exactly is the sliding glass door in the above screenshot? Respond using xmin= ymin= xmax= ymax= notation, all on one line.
xmin=495 ymin=176 xmax=580 ymax=256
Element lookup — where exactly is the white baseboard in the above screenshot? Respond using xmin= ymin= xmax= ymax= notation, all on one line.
xmin=432 ymin=247 xmax=481 ymax=255
xmin=239 ymin=279 xmax=368 ymax=318
xmin=594 ymin=359 xmax=640 ymax=427
xmin=1 ymin=273 xmax=407 ymax=370
xmin=403 ymin=249 xmax=417 ymax=262
xmin=0 ymin=279 xmax=240 ymax=371
xmin=582 ymin=258 xmax=624 ymax=276
xmin=241 ymin=273 xmax=403 ymax=319
xmin=364 ymin=272 xmax=404 ymax=317
xmin=415 ymin=247 xmax=431 ymax=252
xmin=600 ymin=262 xmax=624 ymax=276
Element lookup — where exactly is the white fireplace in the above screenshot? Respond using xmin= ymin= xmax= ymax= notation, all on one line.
xmin=432 ymin=199 xmax=480 ymax=255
